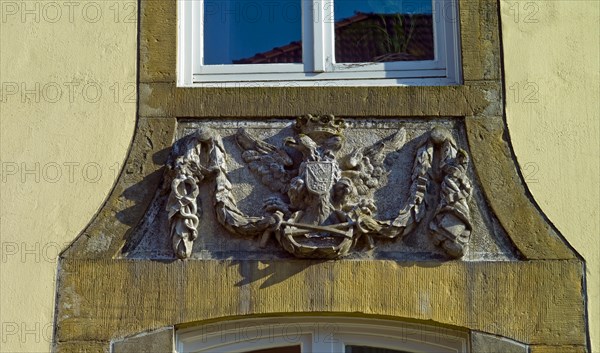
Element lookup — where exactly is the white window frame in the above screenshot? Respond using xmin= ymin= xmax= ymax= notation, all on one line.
xmin=178 ymin=0 xmax=462 ymax=87
xmin=177 ymin=317 xmax=470 ymax=353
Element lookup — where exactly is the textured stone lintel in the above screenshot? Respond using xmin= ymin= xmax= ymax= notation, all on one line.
xmin=55 ymin=259 xmax=585 ymax=346
xmin=529 ymin=345 xmax=588 ymax=353
xmin=138 ymin=82 xmax=502 ymax=118
xmin=54 ymin=342 xmax=108 ymax=353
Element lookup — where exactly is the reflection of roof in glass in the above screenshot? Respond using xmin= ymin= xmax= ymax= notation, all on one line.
xmin=233 ymin=13 xmax=434 ymax=64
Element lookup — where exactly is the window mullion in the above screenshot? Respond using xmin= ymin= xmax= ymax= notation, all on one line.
xmin=302 ymin=0 xmax=314 ymax=71
xmin=312 ymin=0 xmax=334 ymax=72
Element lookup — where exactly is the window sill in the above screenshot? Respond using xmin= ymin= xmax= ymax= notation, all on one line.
xmin=180 ymin=76 xmax=461 ymax=88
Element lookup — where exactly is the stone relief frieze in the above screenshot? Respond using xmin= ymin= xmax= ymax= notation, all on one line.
xmin=163 ymin=115 xmax=476 ymax=260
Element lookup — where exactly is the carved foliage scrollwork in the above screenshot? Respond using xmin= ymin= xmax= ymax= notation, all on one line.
xmin=165 ymin=117 xmax=473 ymax=260
xmin=165 ymin=131 xmax=204 ymax=259
xmin=165 ymin=128 xmax=271 ymax=259
xmin=429 ymin=128 xmax=473 ymax=258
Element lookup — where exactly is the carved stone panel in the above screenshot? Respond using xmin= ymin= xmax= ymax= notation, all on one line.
xmin=124 ymin=116 xmax=517 ymax=261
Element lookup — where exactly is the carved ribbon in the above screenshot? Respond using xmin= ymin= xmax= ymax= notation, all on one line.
xmin=168 ymin=174 xmax=200 ymax=259
xmin=166 ymin=128 xmax=269 ymax=259
xmin=166 ymin=133 xmax=204 ymax=259
xmin=429 ymin=134 xmax=473 ymax=258
xmin=165 ymin=124 xmax=473 ymax=260
xmin=375 ymin=127 xmax=473 ymax=259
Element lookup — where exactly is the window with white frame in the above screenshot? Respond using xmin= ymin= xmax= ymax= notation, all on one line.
xmin=178 ymin=0 xmax=462 ymax=86
xmin=176 ymin=317 xmax=470 ymax=353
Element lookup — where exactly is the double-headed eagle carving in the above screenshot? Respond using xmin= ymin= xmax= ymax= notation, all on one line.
xmin=166 ymin=115 xmax=473 ymax=260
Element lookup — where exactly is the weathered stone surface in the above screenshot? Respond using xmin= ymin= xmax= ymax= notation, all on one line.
xmin=139 ymin=0 xmax=176 ymax=83
xmin=53 ymin=0 xmax=589 ymax=350
xmin=62 ymin=118 xmax=176 ymax=259
xmin=138 ymin=83 xmax=174 ymax=118
xmin=460 ymin=0 xmax=502 ymax=81
xmin=137 ymin=82 xmax=502 ymax=118
xmin=54 ymin=342 xmax=108 ymax=353
xmin=112 ymin=328 xmax=173 ymax=353
xmin=471 ymin=331 xmax=528 ymax=352
xmin=130 ymin=118 xmax=515 ymax=261
xmin=465 ymin=116 xmax=575 ymax=259
xmin=530 ymin=345 xmax=588 ymax=353
xmin=55 ymin=259 xmax=585 ymax=346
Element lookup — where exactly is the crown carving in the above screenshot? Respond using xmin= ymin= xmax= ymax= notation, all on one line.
xmin=294 ymin=114 xmax=348 ymax=139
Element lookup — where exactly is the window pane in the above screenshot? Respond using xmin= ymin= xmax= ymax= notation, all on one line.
xmin=203 ymin=0 xmax=303 ymax=65
xmin=334 ymin=0 xmax=434 ymax=63
xmin=345 ymin=346 xmax=411 ymax=353
xmin=244 ymin=346 xmax=301 ymax=353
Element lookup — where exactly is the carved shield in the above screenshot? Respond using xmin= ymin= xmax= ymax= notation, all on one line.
xmin=305 ymin=161 xmax=335 ymax=195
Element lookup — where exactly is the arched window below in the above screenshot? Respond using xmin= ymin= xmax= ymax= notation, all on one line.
xmin=176 ymin=317 xmax=469 ymax=353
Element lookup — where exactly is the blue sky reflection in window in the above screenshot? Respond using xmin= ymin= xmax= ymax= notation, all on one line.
xmin=203 ymin=0 xmax=433 ymax=65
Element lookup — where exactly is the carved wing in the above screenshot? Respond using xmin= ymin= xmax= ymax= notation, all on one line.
xmin=236 ymin=129 xmax=297 ymax=194
xmin=342 ymin=129 xmax=407 ymax=195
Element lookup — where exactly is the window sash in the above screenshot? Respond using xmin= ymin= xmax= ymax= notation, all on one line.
xmin=178 ymin=0 xmax=461 ymax=86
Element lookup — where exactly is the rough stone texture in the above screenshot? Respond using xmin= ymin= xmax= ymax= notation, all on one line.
xmin=54 ymin=342 xmax=108 ymax=353
xmin=112 ymin=328 xmax=174 ymax=353
xmin=128 ymin=119 xmax=516 ymax=261
xmin=460 ymin=0 xmax=502 ymax=81
xmin=52 ymin=0 xmax=590 ymax=350
xmin=139 ymin=82 xmax=503 ymax=118
xmin=139 ymin=83 xmax=172 ymax=118
xmin=139 ymin=0 xmax=176 ymax=83
xmin=465 ymin=116 xmax=575 ymax=260
xmin=62 ymin=118 xmax=176 ymax=259
xmin=530 ymin=346 xmax=588 ymax=353
xmin=55 ymin=259 xmax=585 ymax=346
xmin=471 ymin=331 xmax=528 ymax=353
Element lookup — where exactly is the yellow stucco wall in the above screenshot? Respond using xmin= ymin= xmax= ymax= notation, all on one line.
xmin=501 ymin=1 xmax=599 ymax=350
xmin=0 ymin=1 xmax=137 ymax=351
xmin=0 ymin=1 xmax=597 ymax=352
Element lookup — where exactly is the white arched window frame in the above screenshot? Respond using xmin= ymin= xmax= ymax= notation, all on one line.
xmin=176 ymin=317 xmax=470 ymax=353
xmin=177 ymin=0 xmax=462 ymax=86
